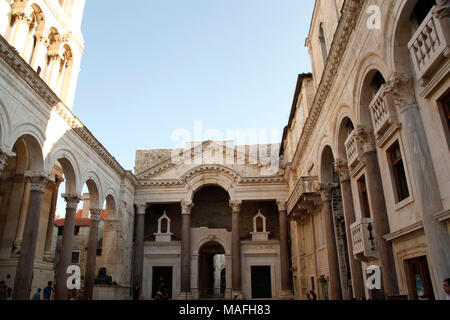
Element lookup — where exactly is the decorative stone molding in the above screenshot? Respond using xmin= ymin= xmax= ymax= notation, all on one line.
xmin=62 ymin=193 xmax=82 ymax=210
xmin=290 ymin=0 xmax=365 ymax=167
xmin=90 ymin=209 xmax=103 ymax=222
xmin=181 ymin=199 xmax=194 ymax=215
xmin=435 ymin=0 xmax=450 ymax=18
xmin=229 ymin=200 xmax=242 ymax=213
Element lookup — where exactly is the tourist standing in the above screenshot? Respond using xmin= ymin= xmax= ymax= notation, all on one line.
xmin=43 ymin=281 xmax=53 ymax=300
xmin=32 ymin=288 xmax=42 ymax=300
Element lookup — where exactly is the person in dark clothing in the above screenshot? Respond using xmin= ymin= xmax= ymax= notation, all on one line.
xmin=43 ymin=281 xmax=53 ymax=300
xmin=133 ymin=284 xmax=141 ymax=300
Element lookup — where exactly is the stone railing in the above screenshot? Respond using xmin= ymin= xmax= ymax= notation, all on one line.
xmin=350 ymin=218 xmax=378 ymax=260
xmin=287 ymin=176 xmax=320 ymax=214
xmin=345 ymin=130 xmax=364 ymax=169
xmin=408 ymin=5 xmax=450 ymax=83
xmin=369 ymin=85 xmax=397 ymax=138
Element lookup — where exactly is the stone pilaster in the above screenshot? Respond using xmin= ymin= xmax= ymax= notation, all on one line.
xmin=230 ymin=200 xmax=243 ymax=298
xmin=356 ymin=126 xmax=399 ymax=297
xmin=276 ymin=200 xmax=294 ymax=299
xmin=320 ymin=184 xmax=343 ymax=300
xmin=84 ymin=208 xmax=102 ymax=300
xmin=55 ymin=193 xmax=82 ymax=300
xmin=12 ymin=172 xmax=52 ymax=300
xmin=133 ymin=203 xmax=147 ymax=291
xmin=335 ymin=159 xmax=365 ymax=299
xmin=179 ymin=199 xmax=194 ymax=299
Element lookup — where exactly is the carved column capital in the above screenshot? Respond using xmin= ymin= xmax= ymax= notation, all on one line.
xmin=62 ymin=193 xmax=82 ymax=210
xmin=354 ymin=125 xmax=376 ymax=153
xmin=276 ymin=200 xmax=288 ymax=212
xmin=90 ymin=209 xmax=103 ymax=221
xmin=319 ymin=183 xmax=337 ymax=202
xmin=25 ymin=171 xmax=54 ymax=193
xmin=0 ymin=148 xmax=16 ymax=173
xmin=135 ymin=203 xmax=147 ymax=216
xmin=181 ymin=199 xmax=194 ymax=215
xmin=435 ymin=0 xmax=450 ymax=18
xmin=385 ymin=72 xmax=416 ymax=111
xmin=229 ymin=200 xmax=242 ymax=213
xmin=334 ymin=158 xmax=350 ymax=182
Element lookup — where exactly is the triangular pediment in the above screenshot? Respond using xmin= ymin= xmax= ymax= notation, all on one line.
xmin=136 ymin=141 xmax=282 ymax=180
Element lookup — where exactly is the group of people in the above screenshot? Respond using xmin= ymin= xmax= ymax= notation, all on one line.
xmin=132 ymin=277 xmax=171 ymax=300
xmin=31 ymin=281 xmax=55 ymax=300
xmin=0 ymin=275 xmax=12 ymax=300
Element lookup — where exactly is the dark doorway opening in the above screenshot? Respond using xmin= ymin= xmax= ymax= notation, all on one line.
xmin=251 ymin=266 xmax=272 ymax=299
xmin=406 ymin=256 xmax=435 ymax=300
xmin=152 ymin=267 xmax=173 ymax=299
xmin=198 ymin=241 xmax=226 ymax=299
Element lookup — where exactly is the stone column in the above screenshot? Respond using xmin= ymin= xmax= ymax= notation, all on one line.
xmin=12 ymin=179 xmax=31 ymax=254
xmin=43 ymin=176 xmax=62 ymax=260
xmin=276 ymin=200 xmax=294 ymax=298
xmin=335 ymin=160 xmax=366 ymax=299
xmin=320 ymin=184 xmax=343 ymax=300
xmin=12 ymin=172 xmax=51 ymax=300
xmin=357 ymin=127 xmax=399 ymax=297
xmin=230 ymin=200 xmax=243 ymax=297
xmin=55 ymin=194 xmax=81 ymax=300
xmin=388 ymin=74 xmax=450 ymax=300
xmin=180 ymin=200 xmax=194 ymax=299
xmin=133 ymin=204 xmax=147 ymax=290
xmin=84 ymin=208 xmax=102 ymax=300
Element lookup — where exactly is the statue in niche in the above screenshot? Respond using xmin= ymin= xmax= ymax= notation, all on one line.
xmin=250 ymin=210 xmax=270 ymax=241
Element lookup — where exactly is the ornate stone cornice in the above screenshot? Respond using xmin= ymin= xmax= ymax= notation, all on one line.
xmin=229 ymin=200 xmax=242 ymax=213
xmin=290 ymin=0 xmax=365 ymax=166
xmin=181 ymin=200 xmax=194 ymax=215
xmin=62 ymin=193 xmax=82 ymax=210
xmin=90 ymin=209 xmax=103 ymax=221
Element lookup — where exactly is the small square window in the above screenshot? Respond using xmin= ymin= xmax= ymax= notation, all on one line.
xmin=71 ymin=252 xmax=80 ymax=264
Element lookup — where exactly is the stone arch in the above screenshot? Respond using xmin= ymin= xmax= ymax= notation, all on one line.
xmin=104 ymin=194 xmax=117 ymax=219
xmin=15 ymin=134 xmax=44 ymax=172
xmin=9 ymin=122 xmax=45 ymax=155
xmin=388 ymin=0 xmax=436 ymax=77
xmin=357 ymin=68 xmax=387 ymax=129
xmin=353 ymin=53 xmax=390 ymax=126
xmin=335 ymin=114 xmax=356 ymax=161
xmin=183 ymin=165 xmax=238 ymax=201
xmin=195 ymin=237 xmax=230 ymax=256
xmin=45 ymin=148 xmax=80 ymax=194
xmin=81 ymin=172 xmax=103 ymax=210
xmin=319 ymin=145 xmax=337 ymax=184
xmin=0 ymin=98 xmax=11 ymax=148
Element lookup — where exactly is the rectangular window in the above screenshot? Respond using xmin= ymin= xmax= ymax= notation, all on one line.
xmin=388 ymin=141 xmax=410 ymax=203
xmin=74 ymin=226 xmax=80 ymax=236
xmin=71 ymin=251 xmax=80 ymax=264
xmin=358 ymin=175 xmax=371 ymax=218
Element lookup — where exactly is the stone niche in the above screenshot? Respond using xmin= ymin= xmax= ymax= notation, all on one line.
xmin=250 ymin=210 xmax=270 ymax=242
xmin=154 ymin=212 xmax=173 ymax=243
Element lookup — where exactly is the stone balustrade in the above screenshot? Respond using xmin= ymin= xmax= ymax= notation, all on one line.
xmin=369 ymin=85 xmax=397 ymax=139
xmin=287 ymin=176 xmax=320 ymax=214
xmin=345 ymin=130 xmax=364 ymax=169
xmin=350 ymin=218 xmax=378 ymax=261
xmin=408 ymin=5 xmax=450 ymax=84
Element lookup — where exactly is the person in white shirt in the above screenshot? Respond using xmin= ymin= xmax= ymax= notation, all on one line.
xmin=444 ymin=278 xmax=450 ymax=300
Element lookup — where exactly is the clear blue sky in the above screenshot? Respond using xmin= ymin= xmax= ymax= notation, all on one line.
xmin=72 ymin=0 xmax=315 ymax=173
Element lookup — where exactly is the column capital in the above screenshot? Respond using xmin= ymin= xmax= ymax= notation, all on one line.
xmin=334 ymin=158 xmax=350 ymax=182
xmin=62 ymin=193 xmax=82 ymax=210
xmin=181 ymin=199 xmax=194 ymax=215
xmin=229 ymin=200 xmax=242 ymax=213
xmin=135 ymin=203 xmax=147 ymax=215
xmin=0 ymin=148 xmax=16 ymax=172
xmin=276 ymin=200 xmax=288 ymax=212
xmin=435 ymin=0 xmax=450 ymax=18
xmin=90 ymin=209 xmax=103 ymax=221
xmin=26 ymin=171 xmax=54 ymax=193
xmin=319 ymin=183 xmax=337 ymax=202
xmin=385 ymin=72 xmax=417 ymax=110
xmin=354 ymin=125 xmax=376 ymax=153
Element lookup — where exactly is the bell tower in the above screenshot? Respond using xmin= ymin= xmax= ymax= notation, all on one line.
xmin=0 ymin=0 xmax=86 ymax=109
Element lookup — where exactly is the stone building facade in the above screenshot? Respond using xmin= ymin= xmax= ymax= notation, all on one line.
xmin=282 ymin=0 xmax=450 ymax=300
xmin=0 ymin=0 xmax=449 ymax=301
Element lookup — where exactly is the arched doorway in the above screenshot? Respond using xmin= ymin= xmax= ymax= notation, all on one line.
xmin=198 ymin=241 xmax=226 ymax=299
